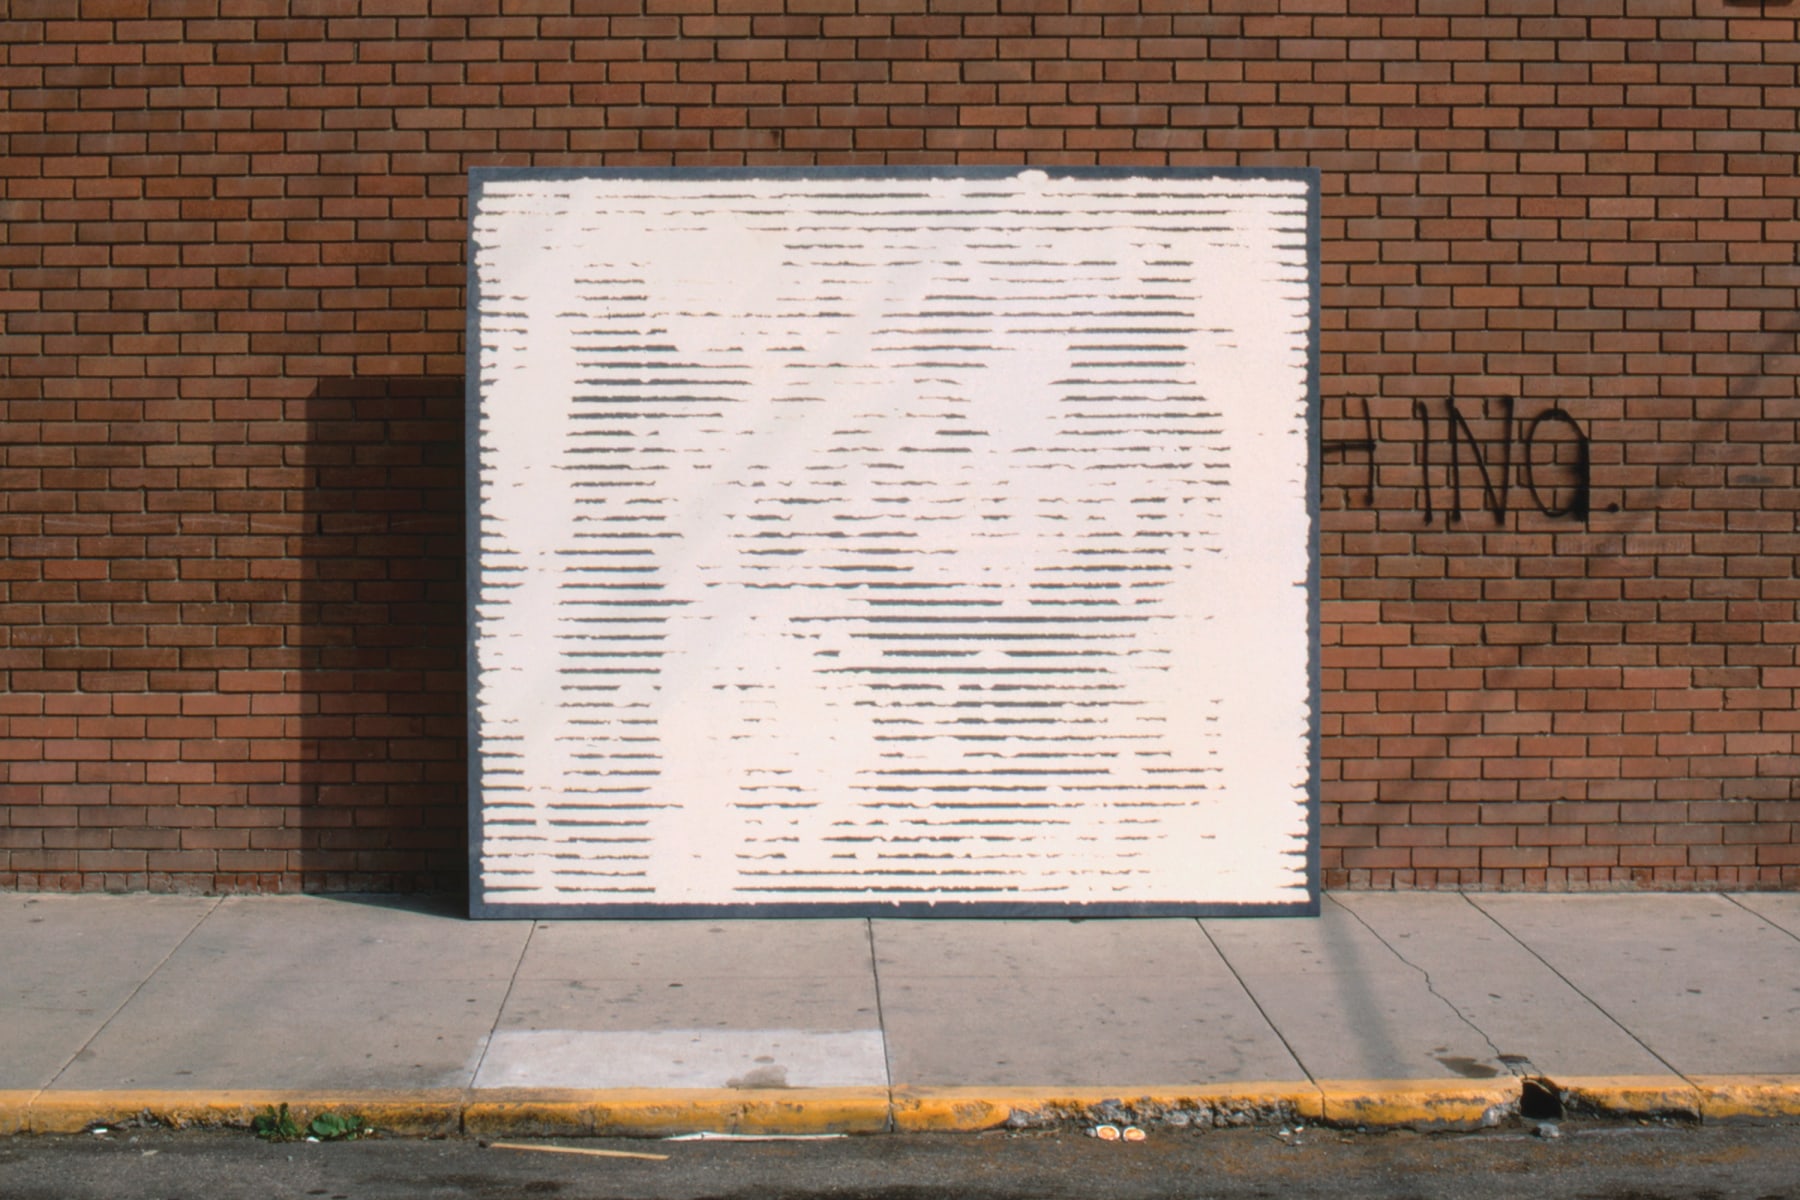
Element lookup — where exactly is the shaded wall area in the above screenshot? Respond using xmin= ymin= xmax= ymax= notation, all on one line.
xmin=0 ymin=370 xmax=465 ymax=891
xmin=0 ymin=0 xmax=1796 ymax=892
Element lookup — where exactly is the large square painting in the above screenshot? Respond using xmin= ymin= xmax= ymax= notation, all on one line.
xmin=468 ymin=168 xmax=1318 ymax=916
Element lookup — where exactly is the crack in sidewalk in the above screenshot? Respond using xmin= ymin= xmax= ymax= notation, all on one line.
xmin=863 ymin=918 xmax=898 ymax=1133
xmin=1328 ymin=895 xmax=1512 ymax=1074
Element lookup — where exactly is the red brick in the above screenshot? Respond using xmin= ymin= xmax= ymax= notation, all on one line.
xmin=1 ymin=3 xmax=1796 ymax=894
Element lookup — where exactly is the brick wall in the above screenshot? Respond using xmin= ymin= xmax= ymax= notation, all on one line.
xmin=1 ymin=0 xmax=1795 ymax=894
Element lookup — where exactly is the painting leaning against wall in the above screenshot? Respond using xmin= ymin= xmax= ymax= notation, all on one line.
xmin=465 ymin=167 xmax=1322 ymax=918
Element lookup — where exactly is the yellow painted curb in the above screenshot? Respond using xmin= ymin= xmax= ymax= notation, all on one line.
xmin=1690 ymin=1075 xmax=1800 ymax=1120
xmin=24 ymin=1090 xmax=463 ymax=1137
xmin=463 ymin=1088 xmax=891 ymax=1138
xmin=891 ymin=1084 xmax=1324 ymax=1133
xmin=1549 ymin=1076 xmax=1701 ymax=1120
xmin=461 ymin=1090 xmax=598 ymax=1139
xmin=0 ymin=1091 xmax=39 ymax=1136
xmin=8 ymin=1077 xmax=1796 ymax=1139
xmin=1319 ymin=1079 xmax=1517 ymax=1129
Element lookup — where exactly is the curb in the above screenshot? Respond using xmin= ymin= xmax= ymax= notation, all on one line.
xmin=1317 ymin=1080 xmax=1517 ymax=1129
xmin=0 ymin=1092 xmax=33 ymax=1137
xmin=2 ymin=1077 xmax=1796 ymax=1139
xmin=461 ymin=1088 xmax=892 ymax=1138
xmin=889 ymin=1084 xmax=1322 ymax=1133
xmin=13 ymin=1091 xmax=465 ymax=1138
xmin=1552 ymin=1075 xmax=1702 ymax=1122
xmin=1691 ymin=1075 xmax=1800 ymax=1122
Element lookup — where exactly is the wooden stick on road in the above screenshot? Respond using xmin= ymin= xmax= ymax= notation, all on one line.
xmin=488 ymin=1141 xmax=670 ymax=1162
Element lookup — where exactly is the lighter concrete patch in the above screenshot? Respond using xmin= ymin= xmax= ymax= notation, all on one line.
xmin=473 ymin=1029 xmax=890 ymax=1090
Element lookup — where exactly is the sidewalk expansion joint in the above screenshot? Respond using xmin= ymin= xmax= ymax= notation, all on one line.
xmin=1461 ymin=895 xmax=1690 ymax=1086
xmin=41 ymin=896 xmax=222 ymax=1094
xmin=1724 ymin=893 xmax=1800 ymax=947
xmin=1196 ymin=918 xmax=1317 ymax=1089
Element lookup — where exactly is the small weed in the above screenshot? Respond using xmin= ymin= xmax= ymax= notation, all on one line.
xmin=306 ymin=1112 xmax=371 ymax=1141
xmin=252 ymin=1103 xmax=302 ymax=1142
xmin=252 ymin=1103 xmax=371 ymax=1142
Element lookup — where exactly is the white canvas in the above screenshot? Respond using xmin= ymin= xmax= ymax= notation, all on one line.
xmin=468 ymin=169 xmax=1317 ymax=914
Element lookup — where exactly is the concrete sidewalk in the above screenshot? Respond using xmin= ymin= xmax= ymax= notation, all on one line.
xmin=2 ymin=891 xmax=1797 ymax=1137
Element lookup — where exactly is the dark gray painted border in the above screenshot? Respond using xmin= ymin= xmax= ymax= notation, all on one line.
xmin=467 ymin=164 xmax=1320 ymax=184
xmin=464 ymin=171 xmax=490 ymax=919
xmin=473 ymin=898 xmax=1315 ymax=920
xmin=1305 ymin=173 xmax=1324 ymax=917
xmin=464 ymin=166 xmax=1324 ymax=921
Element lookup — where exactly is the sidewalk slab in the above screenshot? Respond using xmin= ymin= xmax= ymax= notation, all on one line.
xmin=1731 ymin=892 xmax=1800 ymax=940
xmin=47 ymin=896 xmax=529 ymax=1093
xmin=1331 ymin=892 xmax=1675 ymax=1079
xmin=482 ymin=919 xmax=883 ymax=1091
xmin=3 ymin=890 xmax=1798 ymax=1138
xmin=872 ymin=919 xmax=1303 ymax=1087
xmin=0 ymin=895 xmax=216 ymax=1090
xmin=513 ymin=918 xmax=875 ymax=983
xmin=1201 ymin=900 xmax=1511 ymax=1082
xmin=1470 ymin=893 xmax=1800 ymax=1077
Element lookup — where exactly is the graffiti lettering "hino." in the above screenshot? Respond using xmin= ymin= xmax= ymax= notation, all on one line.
xmin=1324 ymin=398 xmax=1595 ymax=525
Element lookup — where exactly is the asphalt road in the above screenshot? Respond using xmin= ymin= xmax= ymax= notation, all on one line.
xmin=0 ymin=1120 xmax=1794 ymax=1200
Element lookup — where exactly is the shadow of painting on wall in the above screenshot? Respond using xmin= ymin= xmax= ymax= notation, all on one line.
xmin=287 ymin=376 xmax=467 ymax=893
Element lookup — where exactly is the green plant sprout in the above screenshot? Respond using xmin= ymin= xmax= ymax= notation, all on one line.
xmin=251 ymin=1103 xmax=371 ymax=1142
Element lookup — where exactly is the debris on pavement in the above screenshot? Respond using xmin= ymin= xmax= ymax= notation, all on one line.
xmin=488 ymin=1141 xmax=669 ymax=1162
xmin=665 ymin=1132 xmax=846 ymax=1142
